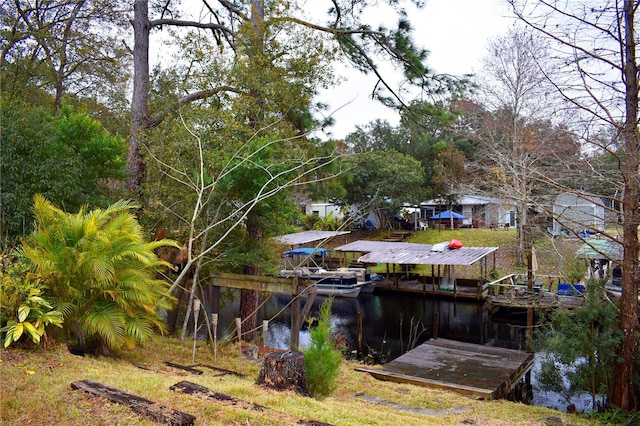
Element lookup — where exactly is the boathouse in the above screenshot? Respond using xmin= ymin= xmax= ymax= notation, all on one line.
xmin=334 ymin=240 xmax=498 ymax=300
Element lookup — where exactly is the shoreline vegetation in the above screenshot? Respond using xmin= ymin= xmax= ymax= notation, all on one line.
xmin=0 ymin=228 xmax=622 ymax=424
xmin=1 ymin=336 xmax=594 ymax=425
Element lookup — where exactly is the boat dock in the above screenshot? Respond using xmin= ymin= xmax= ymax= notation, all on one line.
xmin=356 ymin=338 xmax=534 ymax=400
xmin=486 ymin=274 xmax=585 ymax=310
xmin=374 ymin=277 xmax=487 ymax=300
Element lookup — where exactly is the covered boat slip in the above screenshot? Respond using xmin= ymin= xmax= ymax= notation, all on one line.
xmin=335 ymin=240 xmax=498 ymax=300
xmin=276 ymin=232 xmax=376 ymax=298
xmin=356 ymin=338 xmax=534 ymax=400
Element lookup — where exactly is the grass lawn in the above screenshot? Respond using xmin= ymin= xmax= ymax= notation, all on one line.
xmin=1 ymin=336 xmax=599 ymax=425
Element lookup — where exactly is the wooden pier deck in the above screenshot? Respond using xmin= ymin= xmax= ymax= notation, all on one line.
xmin=356 ymin=338 xmax=533 ymax=400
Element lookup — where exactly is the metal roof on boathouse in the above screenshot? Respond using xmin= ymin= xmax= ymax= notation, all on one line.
xmin=334 ymin=240 xmax=497 ymax=266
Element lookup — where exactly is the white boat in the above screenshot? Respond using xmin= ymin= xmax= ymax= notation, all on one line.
xmin=315 ymin=276 xmax=362 ymax=298
xmin=280 ymin=266 xmax=375 ymax=298
xmin=334 ymin=267 xmax=377 ymax=293
xmin=279 ymin=247 xmax=376 ymax=297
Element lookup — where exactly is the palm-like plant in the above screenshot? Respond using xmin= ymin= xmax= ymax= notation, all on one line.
xmin=22 ymin=195 xmax=179 ymax=355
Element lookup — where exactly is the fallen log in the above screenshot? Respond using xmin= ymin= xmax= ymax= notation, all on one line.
xmin=170 ymin=381 xmax=332 ymax=426
xmin=164 ymin=361 xmax=204 ymax=375
xmin=196 ymin=364 xmax=246 ymax=377
xmin=71 ymin=379 xmax=195 ymax=426
xmin=170 ymin=380 xmax=266 ymax=410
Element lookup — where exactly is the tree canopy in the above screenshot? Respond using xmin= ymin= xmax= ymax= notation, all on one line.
xmin=1 ymin=100 xmax=127 ymax=245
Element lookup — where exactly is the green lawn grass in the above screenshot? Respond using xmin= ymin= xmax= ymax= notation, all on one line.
xmin=1 ymin=336 xmax=599 ymax=425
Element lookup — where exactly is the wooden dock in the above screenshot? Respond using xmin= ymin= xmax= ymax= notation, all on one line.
xmin=488 ymin=292 xmax=584 ymax=309
xmin=374 ymin=279 xmax=487 ymax=301
xmin=356 ymin=338 xmax=533 ymax=400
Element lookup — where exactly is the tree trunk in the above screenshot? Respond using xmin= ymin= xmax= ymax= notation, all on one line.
xmin=257 ymin=350 xmax=309 ymax=396
xmin=608 ymin=0 xmax=640 ymax=411
xmin=238 ymin=1 xmax=266 ymax=343
xmin=239 ymin=287 xmax=259 ymax=342
xmin=128 ymin=0 xmax=151 ymax=194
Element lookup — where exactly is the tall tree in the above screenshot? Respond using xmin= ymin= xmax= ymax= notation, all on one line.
xmin=127 ymin=0 xmax=467 ymax=193
xmin=337 ymin=149 xmax=425 ymax=230
xmin=128 ymin=0 xmax=466 ymax=341
xmin=143 ymin=1 xmax=341 ymax=342
xmin=465 ymin=27 xmax=580 ymax=264
xmin=1 ymin=0 xmax=130 ymax=111
xmin=509 ymin=0 xmax=639 ymax=410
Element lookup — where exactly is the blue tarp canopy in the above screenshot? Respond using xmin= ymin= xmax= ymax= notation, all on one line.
xmin=283 ymin=248 xmax=327 ymax=257
xmin=429 ymin=210 xmax=467 ymax=220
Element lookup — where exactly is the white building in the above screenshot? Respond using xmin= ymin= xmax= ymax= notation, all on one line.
xmin=420 ymin=195 xmax=515 ymax=228
xmin=552 ymin=192 xmax=605 ymax=234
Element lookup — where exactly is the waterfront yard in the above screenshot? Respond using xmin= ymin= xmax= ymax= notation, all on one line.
xmin=1 ymin=336 xmax=596 ymax=425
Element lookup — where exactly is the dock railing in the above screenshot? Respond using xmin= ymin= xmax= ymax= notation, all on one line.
xmin=487 ymin=273 xmax=559 ymax=299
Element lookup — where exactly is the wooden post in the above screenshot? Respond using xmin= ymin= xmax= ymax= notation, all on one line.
xmin=192 ymin=299 xmax=200 ymax=364
xmin=291 ymin=294 xmax=300 ymax=351
xmin=526 ymin=307 xmax=534 ymax=352
xmin=433 ymin=312 xmax=439 ymax=339
xmin=235 ymin=317 xmax=242 ymax=357
xmin=211 ymin=313 xmax=218 ymax=363
xmin=357 ymin=311 xmax=363 ymax=354
xmin=393 ymin=263 xmax=398 ymax=290
xmin=262 ymin=320 xmax=269 ymax=347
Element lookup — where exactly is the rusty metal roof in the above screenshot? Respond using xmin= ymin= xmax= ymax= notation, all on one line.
xmin=334 ymin=240 xmax=418 ymax=253
xmin=335 ymin=240 xmax=497 ymax=266
xmin=275 ymin=230 xmax=350 ymax=246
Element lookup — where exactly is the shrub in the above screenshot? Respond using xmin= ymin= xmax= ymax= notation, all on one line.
xmin=303 ymin=297 xmax=342 ymax=398
xmin=530 ymin=279 xmax=622 ymax=411
xmin=0 ymin=253 xmax=63 ymax=347
xmin=21 ymin=195 xmax=179 ymax=355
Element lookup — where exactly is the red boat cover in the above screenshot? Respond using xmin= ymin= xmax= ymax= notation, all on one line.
xmin=449 ymin=239 xmax=463 ymax=249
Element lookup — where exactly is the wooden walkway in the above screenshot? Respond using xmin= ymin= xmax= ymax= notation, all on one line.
xmin=356 ymin=338 xmax=533 ymax=400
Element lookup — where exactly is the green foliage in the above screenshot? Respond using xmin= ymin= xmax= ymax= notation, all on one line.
xmin=303 ymin=298 xmax=343 ymax=398
xmin=312 ymin=211 xmax=341 ymax=231
xmin=0 ymin=253 xmax=64 ymax=347
xmin=338 ymin=149 xmax=425 ymax=229
xmin=21 ymin=195 xmax=179 ymax=355
xmin=531 ymin=280 xmax=623 ymax=410
xmin=564 ymin=258 xmax=589 ymax=284
xmin=0 ymin=100 xmax=126 ymax=244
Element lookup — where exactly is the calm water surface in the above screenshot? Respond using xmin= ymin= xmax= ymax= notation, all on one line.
xmin=204 ymin=290 xmax=591 ymax=412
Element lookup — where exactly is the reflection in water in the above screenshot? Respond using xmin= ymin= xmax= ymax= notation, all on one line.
xmin=203 ymin=289 xmax=588 ymax=412
xmin=209 ymin=290 xmax=528 ymax=358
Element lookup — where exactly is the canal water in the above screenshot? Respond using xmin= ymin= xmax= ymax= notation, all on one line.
xmin=204 ymin=289 xmax=593 ymax=412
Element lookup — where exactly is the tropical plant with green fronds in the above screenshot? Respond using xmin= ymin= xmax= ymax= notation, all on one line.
xmin=0 ymin=254 xmax=64 ymax=348
xmin=312 ymin=211 xmax=341 ymax=231
xmin=21 ymin=195 xmax=179 ymax=355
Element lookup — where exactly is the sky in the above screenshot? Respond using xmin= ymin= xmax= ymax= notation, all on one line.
xmin=316 ymin=0 xmax=517 ymax=139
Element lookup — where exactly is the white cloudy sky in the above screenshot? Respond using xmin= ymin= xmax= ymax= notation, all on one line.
xmin=316 ymin=0 xmax=517 ymax=139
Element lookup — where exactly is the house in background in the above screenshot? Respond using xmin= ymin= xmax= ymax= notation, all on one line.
xmin=306 ymin=202 xmax=343 ymax=219
xmin=420 ymin=195 xmax=515 ymax=228
xmin=552 ymin=192 xmax=605 ymax=235
xmin=305 ymin=202 xmax=381 ymax=229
